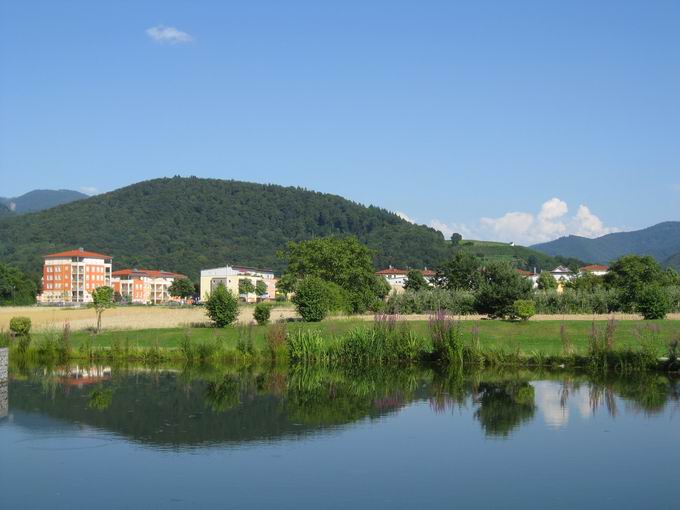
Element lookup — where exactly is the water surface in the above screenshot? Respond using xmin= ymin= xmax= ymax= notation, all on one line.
xmin=1 ymin=364 xmax=678 ymax=509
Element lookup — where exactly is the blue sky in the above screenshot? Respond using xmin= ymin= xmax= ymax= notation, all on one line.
xmin=1 ymin=0 xmax=679 ymax=244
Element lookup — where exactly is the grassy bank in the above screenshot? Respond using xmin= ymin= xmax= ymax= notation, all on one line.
xmin=4 ymin=316 xmax=679 ymax=371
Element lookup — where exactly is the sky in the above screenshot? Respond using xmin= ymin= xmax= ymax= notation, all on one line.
xmin=1 ymin=0 xmax=679 ymax=245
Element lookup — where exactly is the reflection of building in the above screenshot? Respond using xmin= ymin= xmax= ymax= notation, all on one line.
xmin=56 ymin=365 xmax=112 ymax=388
xmin=200 ymin=265 xmax=277 ymax=303
xmin=111 ymin=269 xmax=187 ymax=304
xmin=38 ymin=248 xmax=112 ymax=304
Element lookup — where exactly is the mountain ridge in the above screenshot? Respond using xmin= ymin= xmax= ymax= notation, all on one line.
xmin=0 ymin=189 xmax=88 ymax=214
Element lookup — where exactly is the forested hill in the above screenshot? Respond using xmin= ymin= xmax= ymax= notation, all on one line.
xmin=531 ymin=221 xmax=680 ymax=264
xmin=0 ymin=177 xmax=451 ymax=278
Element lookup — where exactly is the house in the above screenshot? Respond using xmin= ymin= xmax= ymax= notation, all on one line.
xmin=200 ymin=265 xmax=277 ymax=303
xmin=579 ymin=264 xmax=609 ymax=277
xmin=111 ymin=269 xmax=187 ymax=304
xmin=38 ymin=248 xmax=112 ymax=304
xmin=548 ymin=265 xmax=575 ymax=283
xmin=376 ymin=266 xmax=435 ymax=292
xmin=515 ymin=268 xmax=539 ymax=289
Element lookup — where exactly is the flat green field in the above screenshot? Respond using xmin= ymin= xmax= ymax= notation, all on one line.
xmin=31 ymin=319 xmax=680 ymax=357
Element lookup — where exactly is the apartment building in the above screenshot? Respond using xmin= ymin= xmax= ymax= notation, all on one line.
xmin=376 ymin=266 xmax=436 ymax=293
xmin=111 ymin=269 xmax=187 ymax=304
xmin=38 ymin=248 xmax=112 ymax=304
xmin=200 ymin=265 xmax=276 ymax=303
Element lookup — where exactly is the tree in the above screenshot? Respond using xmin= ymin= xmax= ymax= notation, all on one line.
xmin=0 ymin=262 xmax=38 ymax=306
xmin=434 ymin=252 xmax=481 ymax=291
xmin=565 ymin=272 xmax=603 ymax=292
xmin=279 ymin=236 xmax=389 ymax=313
xmin=90 ymin=286 xmax=114 ymax=333
xmin=238 ymin=278 xmax=256 ymax=295
xmin=474 ymin=262 xmax=532 ymax=319
xmin=205 ymin=284 xmax=239 ymax=327
xmin=536 ymin=271 xmax=558 ymax=290
xmin=605 ymin=255 xmax=669 ymax=311
xmin=255 ymin=280 xmax=268 ymax=298
xmin=169 ymin=277 xmax=195 ymax=299
xmin=292 ymin=276 xmax=331 ymax=322
xmin=253 ymin=302 xmax=272 ymax=325
xmin=404 ymin=270 xmax=428 ymax=291
xmin=450 ymin=233 xmax=463 ymax=246
xmin=636 ymin=285 xmax=670 ymax=320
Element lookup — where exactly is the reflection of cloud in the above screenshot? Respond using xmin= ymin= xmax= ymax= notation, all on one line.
xmin=534 ymin=381 xmax=569 ymax=428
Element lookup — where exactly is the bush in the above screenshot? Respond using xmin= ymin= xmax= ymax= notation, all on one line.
xmin=532 ymin=288 xmax=621 ymax=315
xmin=205 ymin=284 xmax=239 ymax=327
xmin=265 ymin=322 xmax=288 ymax=357
xmin=636 ymin=285 xmax=670 ymax=320
xmin=385 ymin=289 xmax=475 ymax=315
xmin=9 ymin=316 xmax=31 ymax=336
xmin=474 ymin=263 xmax=532 ymax=319
xmin=292 ymin=276 xmax=330 ymax=322
xmin=512 ymin=299 xmax=535 ymax=321
xmin=253 ymin=302 xmax=272 ymax=325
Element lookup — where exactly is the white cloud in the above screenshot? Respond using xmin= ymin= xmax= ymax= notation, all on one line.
xmin=433 ymin=197 xmax=618 ymax=245
xmin=79 ymin=186 xmax=98 ymax=195
xmin=395 ymin=211 xmax=414 ymax=223
xmin=429 ymin=219 xmax=473 ymax=239
xmin=146 ymin=25 xmax=193 ymax=44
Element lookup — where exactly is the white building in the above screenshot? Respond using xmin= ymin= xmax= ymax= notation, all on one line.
xmin=376 ymin=267 xmax=435 ymax=292
xmin=200 ymin=265 xmax=277 ymax=302
xmin=549 ymin=265 xmax=575 ymax=283
xmin=579 ymin=264 xmax=610 ymax=277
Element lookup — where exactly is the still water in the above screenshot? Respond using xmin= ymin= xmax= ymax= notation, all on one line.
xmin=1 ymin=364 xmax=678 ymax=509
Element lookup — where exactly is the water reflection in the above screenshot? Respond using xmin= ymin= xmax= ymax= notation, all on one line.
xmin=4 ymin=363 xmax=679 ymax=448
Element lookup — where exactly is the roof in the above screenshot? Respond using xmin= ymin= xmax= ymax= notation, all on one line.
xmin=580 ymin=264 xmax=609 ymax=272
xmin=550 ymin=265 xmax=573 ymax=274
xmin=515 ymin=268 xmax=535 ymax=277
xmin=376 ymin=268 xmax=435 ymax=277
xmin=45 ymin=248 xmax=111 ymax=259
xmin=112 ymin=269 xmax=186 ymax=279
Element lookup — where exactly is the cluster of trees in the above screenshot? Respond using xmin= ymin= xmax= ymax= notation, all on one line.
xmin=400 ymin=252 xmax=680 ymax=320
xmin=0 ymin=262 xmax=39 ymax=306
xmin=279 ymin=236 xmax=391 ymax=321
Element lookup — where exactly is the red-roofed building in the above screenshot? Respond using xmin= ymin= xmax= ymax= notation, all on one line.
xmin=38 ymin=247 xmax=112 ymax=304
xmin=579 ymin=264 xmax=609 ymax=276
xmin=111 ymin=269 xmax=188 ymax=304
xmin=376 ymin=266 xmax=435 ymax=292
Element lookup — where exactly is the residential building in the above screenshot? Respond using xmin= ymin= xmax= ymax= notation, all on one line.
xmin=548 ymin=265 xmax=575 ymax=283
xmin=579 ymin=264 xmax=610 ymax=277
xmin=200 ymin=265 xmax=277 ymax=303
xmin=376 ymin=266 xmax=436 ymax=292
xmin=38 ymin=248 xmax=112 ymax=304
xmin=515 ymin=268 xmax=539 ymax=288
xmin=111 ymin=269 xmax=187 ymax=304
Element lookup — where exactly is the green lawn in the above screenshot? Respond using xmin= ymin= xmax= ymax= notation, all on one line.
xmin=32 ymin=319 xmax=680 ymax=357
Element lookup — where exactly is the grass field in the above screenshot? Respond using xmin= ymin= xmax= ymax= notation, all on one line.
xmin=26 ymin=318 xmax=680 ymax=357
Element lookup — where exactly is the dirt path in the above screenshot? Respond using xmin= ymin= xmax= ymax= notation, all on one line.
xmin=1 ymin=305 xmax=678 ymax=333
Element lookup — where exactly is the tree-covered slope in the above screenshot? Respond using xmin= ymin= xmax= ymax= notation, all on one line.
xmin=664 ymin=252 xmax=680 ymax=272
xmin=0 ymin=189 xmax=88 ymax=214
xmin=0 ymin=177 xmax=450 ymax=278
xmin=531 ymin=221 xmax=680 ymax=264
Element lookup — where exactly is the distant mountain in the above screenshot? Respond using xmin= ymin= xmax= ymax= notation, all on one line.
xmin=531 ymin=222 xmax=680 ymax=264
xmin=0 ymin=177 xmax=452 ymax=278
xmin=0 ymin=202 xmax=12 ymax=217
xmin=0 ymin=189 xmax=88 ymax=214
xmin=664 ymin=252 xmax=680 ymax=272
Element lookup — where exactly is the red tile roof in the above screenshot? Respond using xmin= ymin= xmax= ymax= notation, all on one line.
xmin=112 ymin=269 xmax=186 ymax=279
xmin=515 ymin=268 xmax=535 ymax=277
xmin=376 ymin=268 xmax=435 ymax=277
xmin=580 ymin=264 xmax=609 ymax=272
xmin=45 ymin=249 xmax=111 ymax=259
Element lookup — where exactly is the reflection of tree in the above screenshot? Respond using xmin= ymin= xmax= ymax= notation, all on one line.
xmin=204 ymin=376 xmax=242 ymax=413
xmin=474 ymin=381 xmax=536 ymax=437
xmin=588 ymin=374 xmax=678 ymax=417
xmin=88 ymin=386 xmax=113 ymax=410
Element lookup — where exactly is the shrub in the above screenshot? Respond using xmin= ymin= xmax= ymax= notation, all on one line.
xmin=292 ymin=276 xmax=330 ymax=322
xmin=385 ymin=289 xmax=475 ymax=315
xmin=9 ymin=316 xmax=31 ymax=336
xmin=265 ymin=322 xmax=288 ymax=358
xmin=253 ymin=302 xmax=272 ymax=325
xmin=512 ymin=299 xmax=535 ymax=321
xmin=474 ymin=262 xmax=532 ymax=319
xmin=205 ymin=284 xmax=239 ymax=327
xmin=636 ymin=285 xmax=670 ymax=320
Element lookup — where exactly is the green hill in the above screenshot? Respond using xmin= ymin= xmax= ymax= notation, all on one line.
xmin=531 ymin=221 xmax=680 ymax=264
xmin=663 ymin=252 xmax=680 ymax=272
xmin=454 ymin=240 xmax=585 ymax=271
xmin=0 ymin=177 xmax=451 ymax=278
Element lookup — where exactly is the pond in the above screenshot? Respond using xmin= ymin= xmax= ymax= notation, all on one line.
xmin=1 ymin=364 xmax=678 ymax=509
